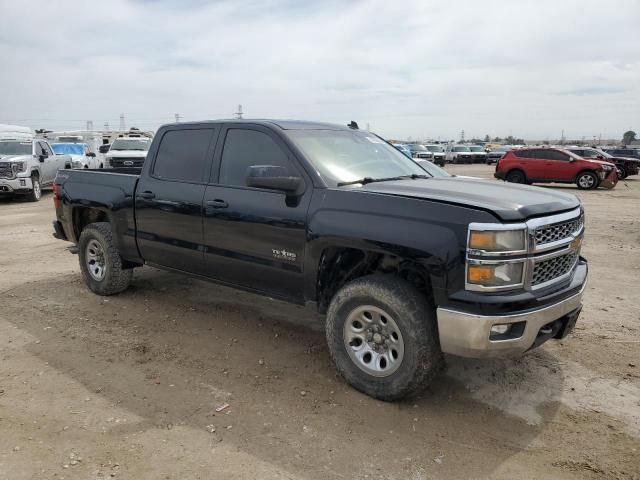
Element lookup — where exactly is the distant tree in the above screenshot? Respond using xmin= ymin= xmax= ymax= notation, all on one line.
xmin=469 ymin=137 xmax=483 ymax=144
xmin=542 ymin=140 xmax=550 ymax=145
xmin=622 ymin=130 xmax=637 ymax=144
xmin=492 ymin=136 xmax=502 ymax=143
xmin=484 ymin=134 xmax=490 ymax=142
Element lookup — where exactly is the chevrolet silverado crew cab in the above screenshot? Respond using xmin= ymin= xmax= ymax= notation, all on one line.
xmin=0 ymin=125 xmax=71 ymax=201
xmin=52 ymin=120 xmax=588 ymax=400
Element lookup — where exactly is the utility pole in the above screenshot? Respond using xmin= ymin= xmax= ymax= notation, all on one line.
xmin=366 ymin=123 xmax=370 ymax=131
xmin=175 ymin=113 xmax=181 ymax=123
xmin=560 ymin=129 xmax=565 ymax=145
xmin=119 ymin=114 xmax=126 ymax=131
xmin=234 ymin=104 xmax=243 ymax=119
xmin=460 ymin=130 xmax=465 ymax=142
xmin=86 ymin=120 xmax=94 ymax=131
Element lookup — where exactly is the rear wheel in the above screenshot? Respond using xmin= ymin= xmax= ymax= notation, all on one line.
xmin=576 ymin=171 xmax=598 ymax=190
xmin=78 ymin=222 xmax=133 ymax=295
xmin=326 ymin=275 xmax=442 ymax=401
xmin=26 ymin=174 xmax=41 ymax=202
xmin=506 ymin=169 xmax=526 ymax=184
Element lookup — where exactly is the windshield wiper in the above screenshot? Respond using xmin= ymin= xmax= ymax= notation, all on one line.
xmin=337 ymin=174 xmax=428 ymax=187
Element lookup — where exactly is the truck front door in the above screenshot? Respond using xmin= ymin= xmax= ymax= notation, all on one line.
xmin=202 ymin=125 xmax=311 ymax=303
xmin=134 ymin=126 xmax=218 ymax=274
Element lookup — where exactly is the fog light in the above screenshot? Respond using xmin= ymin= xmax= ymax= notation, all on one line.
xmin=20 ymin=179 xmax=26 ymax=186
xmin=491 ymin=324 xmax=510 ymax=335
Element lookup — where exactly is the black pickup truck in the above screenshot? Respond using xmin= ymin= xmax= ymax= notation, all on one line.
xmin=53 ymin=120 xmax=588 ymax=400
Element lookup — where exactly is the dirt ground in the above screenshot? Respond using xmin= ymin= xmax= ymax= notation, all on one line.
xmin=1 ymin=164 xmax=638 ymax=480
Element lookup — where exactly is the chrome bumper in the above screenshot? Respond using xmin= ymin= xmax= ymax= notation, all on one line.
xmin=436 ymin=282 xmax=586 ymax=358
xmin=0 ymin=177 xmax=33 ymax=193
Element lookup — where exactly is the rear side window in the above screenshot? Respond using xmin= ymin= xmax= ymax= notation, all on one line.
xmin=218 ymin=129 xmax=292 ymax=187
xmin=153 ymin=129 xmax=215 ymax=182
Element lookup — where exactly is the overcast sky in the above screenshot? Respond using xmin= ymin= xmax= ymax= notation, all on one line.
xmin=1 ymin=0 xmax=638 ymax=140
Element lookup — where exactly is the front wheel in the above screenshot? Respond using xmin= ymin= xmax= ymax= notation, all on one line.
xmin=576 ymin=171 xmax=599 ymax=190
xmin=78 ymin=222 xmax=133 ymax=295
xmin=326 ymin=275 xmax=442 ymax=401
xmin=616 ymin=166 xmax=627 ymax=179
xmin=26 ymin=174 xmax=41 ymax=202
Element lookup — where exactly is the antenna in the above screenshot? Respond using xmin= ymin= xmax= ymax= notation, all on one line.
xmin=235 ymin=104 xmax=243 ymax=119
xmin=119 ymin=113 xmax=126 ymax=131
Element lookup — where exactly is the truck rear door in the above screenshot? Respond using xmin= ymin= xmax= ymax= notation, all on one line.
xmin=134 ymin=125 xmax=219 ymax=274
xmin=201 ymin=125 xmax=311 ymax=303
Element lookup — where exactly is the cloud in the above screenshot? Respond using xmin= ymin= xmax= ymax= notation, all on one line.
xmin=0 ymin=0 xmax=638 ymax=139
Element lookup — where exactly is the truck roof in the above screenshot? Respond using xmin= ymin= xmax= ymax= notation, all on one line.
xmin=160 ymin=119 xmax=352 ymax=131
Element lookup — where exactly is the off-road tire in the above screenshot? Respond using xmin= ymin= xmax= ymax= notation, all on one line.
xmin=26 ymin=173 xmax=41 ymax=202
xmin=576 ymin=171 xmax=599 ymax=190
xmin=326 ymin=275 xmax=442 ymax=401
xmin=78 ymin=222 xmax=133 ymax=295
xmin=506 ymin=169 xmax=526 ymax=184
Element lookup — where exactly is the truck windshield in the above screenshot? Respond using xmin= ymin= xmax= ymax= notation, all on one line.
xmin=0 ymin=141 xmax=32 ymax=155
xmin=425 ymin=145 xmax=444 ymax=152
xmin=453 ymin=146 xmax=470 ymax=152
xmin=288 ymin=130 xmax=431 ymax=186
xmin=469 ymin=146 xmax=484 ymax=152
xmin=52 ymin=143 xmax=84 ymax=155
xmin=111 ymin=139 xmax=150 ymax=151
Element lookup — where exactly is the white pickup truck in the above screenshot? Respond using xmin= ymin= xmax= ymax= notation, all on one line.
xmin=0 ymin=125 xmax=70 ymax=201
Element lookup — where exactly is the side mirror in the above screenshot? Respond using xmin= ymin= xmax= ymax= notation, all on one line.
xmin=596 ymin=155 xmax=604 ymax=160
xmin=39 ymin=154 xmax=47 ymax=162
xmin=246 ymin=165 xmax=301 ymax=193
xmin=87 ymin=152 xmax=96 ymax=157
xmin=569 ymin=157 xmax=575 ymax=162
xmin=99 ymin=145 xmax=110 ymax=154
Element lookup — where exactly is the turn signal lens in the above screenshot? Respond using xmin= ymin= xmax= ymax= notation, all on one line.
xmin=467 ymin=265 xmax=494 ymax=282
xmin=469 ymin=231 xmax=496 ymax=250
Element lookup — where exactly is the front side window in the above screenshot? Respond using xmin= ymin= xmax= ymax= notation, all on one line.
xmin=219 ymin=129 xmax=292 ymax=187
xmin=153 ymin=129 xmax=214 ymax=182
xmin=287 ymin=129 xmax=427 ymax=186
xmin=547 ymin=150 xmax=570 ymax=161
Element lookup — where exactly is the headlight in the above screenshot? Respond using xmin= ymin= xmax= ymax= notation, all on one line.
xmin=468 ymin=228 xmax=526 ymax=253
xmin=467 ymin=262 xmax=525 ymax=288
xmin=601 ymin=164 xmax=612 ymax=171
xmin=11 ymin=162 xmax=26 ymax=174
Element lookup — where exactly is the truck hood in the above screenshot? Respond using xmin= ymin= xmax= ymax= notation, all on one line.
xmin=0 ymin=154 xmax=31 ymax=162
xmin=358 ymin=176 xmax=580 ymax=222
xmin=611 ymin=156 xmax=640 ymax=163
xmin=106 ymin=150 xmax=147 ymax=158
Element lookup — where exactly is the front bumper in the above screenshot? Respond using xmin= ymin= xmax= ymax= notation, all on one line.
xmin=0 ymin=176 xmax=34 ymax=194
xmin=599 ymin=169 xmax=618 ymax=189
xmin=437 ymin=266 xmax=586 ymax=358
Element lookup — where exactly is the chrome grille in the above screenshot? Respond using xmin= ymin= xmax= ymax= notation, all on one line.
xmin=535 ymin=216 xmax=583 ymax=246
xmin=109 ymin=157 xmax=145 ymax=168
xmin=0 ymin=162 xmax=13 ymax=179
xmin=532 ymin=251 xmax=578 ymax=286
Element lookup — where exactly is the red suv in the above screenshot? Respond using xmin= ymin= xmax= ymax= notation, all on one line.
xmin=494 ymin=147 xmax=618 ymax=190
